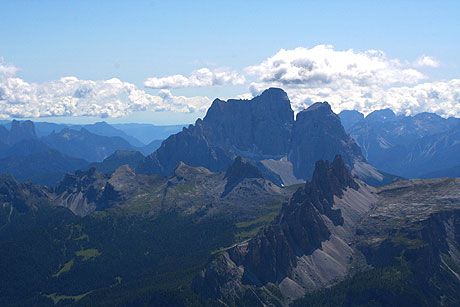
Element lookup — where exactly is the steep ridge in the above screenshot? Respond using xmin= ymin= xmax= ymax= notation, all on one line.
xmin=194 ymin=159 xmax=460 ymax=306
xmin=193 ymin=155 xmax=377 ymax=303
xmin=297 ymin=177 xmax=460 ymax=306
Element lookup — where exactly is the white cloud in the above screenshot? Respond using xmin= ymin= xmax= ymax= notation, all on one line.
xmin=246 ymin=45 xmax=459 ymax=118
xmin=414 ymin=55 xmax=441 ymax=68
xmin=246 ymin=45 xmax=425 ymax=89
xmin=0 ymin=60 xmax=211 ymax=119
xmin=1 ymin=46 xmax=458 ymax=120
xmin=144 ymin=67 xmax=246 ymax=89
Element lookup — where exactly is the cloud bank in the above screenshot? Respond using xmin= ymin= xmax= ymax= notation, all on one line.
xmin=246 ymin=45 xmax=459 ymax=117
xmin=1 ymin=45 xmax=459 ymax=119
xmin=0 ymin=59 xmax=211 ymax=119
xmin=144 ymin=68 xmax=245 ymax=89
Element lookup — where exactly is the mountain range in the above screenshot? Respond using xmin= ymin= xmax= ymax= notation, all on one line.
xmin=1 ymin=87 xmax=460 ymax=306
xmin=1 ymin=154 xmax=460 ymax=306
xmin=0 ymin=120 xmax=182 ymax=185
xmin=340 ymin=109 xmax=460 ymax=178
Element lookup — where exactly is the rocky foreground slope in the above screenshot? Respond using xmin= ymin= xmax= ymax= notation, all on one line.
xmin=193 ymin=155 xmax=460 ymax=306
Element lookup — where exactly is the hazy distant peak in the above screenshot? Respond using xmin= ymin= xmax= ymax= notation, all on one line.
xmin=365 ymin=108 xmax=396 ymax=121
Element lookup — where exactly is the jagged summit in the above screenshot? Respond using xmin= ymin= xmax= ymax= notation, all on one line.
xmin=311 ymin=154 xmax=359 ymax=199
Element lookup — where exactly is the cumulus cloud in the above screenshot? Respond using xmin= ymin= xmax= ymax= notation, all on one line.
xmin=0 ymin=59 xmax=211 ymax=119
xmin=144 ymin=67 xmax=246 ymax=89
xmin=1 ymin=46 xmax=458 ymax=119
xmin=246 ymin=45 xmax=459 ymax=118
xmin=414 ymin=55 xmax=441 ymax=68
xmin=246 ymin=45 xmax=425 ymax=88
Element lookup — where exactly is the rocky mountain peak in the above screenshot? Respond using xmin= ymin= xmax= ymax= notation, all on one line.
xmin=172 ymin=161 xmax=212 ymax=179
xmin=224 ymin=156 xmax=263 ymax=183
xmin=223 ymin=156 xmax=264 ymax=196
xmin=111 ymin=164 xmax=136 ymax=178
xmin=338 ymin=109 xmax=365 ymax=129
xmin=290 ymin=102 xmax=364 ymax=179
xmin=257 ymin=87 xmax=290 ymax=102
xmin=311 ymin=154 xmax=359 ymax=199
xmin=7 ymin=120 xmax=37 ymax=145
xmin=55 ymin=167 xmax=105 ymax=195
xmin=365 ymin=108 xmax=396 ymax=122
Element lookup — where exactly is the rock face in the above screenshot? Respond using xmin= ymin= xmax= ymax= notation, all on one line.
xmin=54 ymin=168 xmax=112 ymax=216
xmin=136 ymin=122 xmax=233 ymax=175
xmin=137 ymin=88 xmax=294 ymax=176
xmin=290 ymin=102 xmax=364 ymax=179
xmin=138 ymin=88 xmax=381 ymax=185
xmin=203 ymin=88 xmax=294 ymax=156
xmin=192 ymin=155 xmax=374 ymax=303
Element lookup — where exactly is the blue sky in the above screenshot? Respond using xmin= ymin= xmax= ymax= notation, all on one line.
xmin=1 ymin=0 xmax=459 ymax=124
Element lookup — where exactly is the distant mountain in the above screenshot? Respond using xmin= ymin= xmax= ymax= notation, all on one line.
xmin=5 ymin=120 xmax=37 ymax=145
xmin=3 ymin=121 xmax=146 ymax=146
xmin=0 ymin=125 xmax=8 ymax=143
xmin=0 ymin=149 xmax=89 ymax=186
xmin=45 ymin=128 xmax=136 ymax=162
xmin=30 ymin=122 xmax=70 ymax=137
xmin=420 ymin=163 xmax=460 ymax=179
xmin=138 ymin=88 xmax=395 ymax=186
xmin=340 ymin=109 xmax=460 ymax=178
xmin=139 ymin=139 xmax=163 ymax=155
xmin=78 ymin=121 xmax=145 ymax=147
xmin=112 ymin=123 xmax=187 ymax=144
xmin=89 ymin=150 xmax=145 ymax=174
xmin=338 ymin=109 xmax=364 ymax=129
xmin=0 ymin=124 xmax=89 ymax=186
